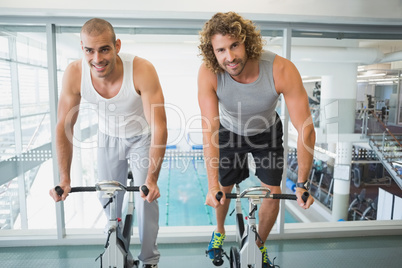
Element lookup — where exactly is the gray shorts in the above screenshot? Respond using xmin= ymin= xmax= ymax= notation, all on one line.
xmin=97 ymin=132 xmax=160 ymax=264
xmin=97 ymin=131 xmax=152 ymax=186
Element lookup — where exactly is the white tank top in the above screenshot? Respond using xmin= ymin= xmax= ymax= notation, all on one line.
xmin=81 ymin=53 xmax=150 ymax=138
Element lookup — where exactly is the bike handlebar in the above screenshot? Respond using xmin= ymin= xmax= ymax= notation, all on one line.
xmin=216 ymin=190 xmax=310 ymax=203
xmin=55 ymin=185 xmax=149 ymax=196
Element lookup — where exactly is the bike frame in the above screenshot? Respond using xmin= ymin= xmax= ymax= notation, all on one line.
xmin=222 ymin=184 xmax=309 ymax=268
xmin=97 ymin=180 xmax=136 ymax=268
xmin=55 ymin=177 xmax=146 ymax=268
xmin=237 ymin=185 xmax=263 ymax=267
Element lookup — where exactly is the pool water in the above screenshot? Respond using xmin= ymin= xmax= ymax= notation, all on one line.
xmin=157 ymin=155 xmax=299 ymax=227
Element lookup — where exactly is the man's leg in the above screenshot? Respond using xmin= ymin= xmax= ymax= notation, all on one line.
xmin=129 ymin=135 xmax=160 ymax=265
xmin=207 ymin=185 xmax=233 ymax=262
xmin=209 ymin=125 xmax=248 ymax=260
xmin=256 ymin=184 xmax=281 ymax=247
xmin=215 ymin=184 xmax=234 ymax=234
xmin=207 ymin=183 xmax=236 ymax=261
xmin=97 ymin=133 xmax=128 ymax=220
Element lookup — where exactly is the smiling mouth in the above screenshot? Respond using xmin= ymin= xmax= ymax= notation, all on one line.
xmin=92 ymin=63 xmax=107 ymax=71
xmin=226 ymin=61 xmax=239 ymax=69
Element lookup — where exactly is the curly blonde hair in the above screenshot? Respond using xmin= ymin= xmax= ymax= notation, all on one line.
xmin=198 ymin=12 xmax=264 ymax=73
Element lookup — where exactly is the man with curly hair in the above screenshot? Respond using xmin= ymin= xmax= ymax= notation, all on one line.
xmin=198 ymin=12 xmax=315 ymax=267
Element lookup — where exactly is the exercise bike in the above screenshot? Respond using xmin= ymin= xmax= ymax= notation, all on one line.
xmin=214 ymin=184 xmax=309 ymax=268
xmin=55 ymin=173 xmax=148 ymax=268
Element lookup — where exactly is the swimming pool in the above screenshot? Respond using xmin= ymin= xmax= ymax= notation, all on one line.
xmin=61 ymin=150 xmax=298 ymax=230
xmin=157 ymin=151 xmax=299 ymax=227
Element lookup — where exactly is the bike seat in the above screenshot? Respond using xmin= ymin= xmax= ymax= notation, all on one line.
xmin=96 ymin=181 xmax=125 ymax=197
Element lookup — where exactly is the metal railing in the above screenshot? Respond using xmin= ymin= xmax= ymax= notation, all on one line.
xmin=366 ymin=110 xmax=402 ymax=189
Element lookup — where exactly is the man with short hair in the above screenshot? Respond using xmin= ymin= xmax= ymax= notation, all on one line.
xmin=49 ymin=18 xmax=166 ymax=268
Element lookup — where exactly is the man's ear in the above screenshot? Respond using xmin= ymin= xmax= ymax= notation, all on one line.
xmin=115 ymin=39 xmax=122 ymax=53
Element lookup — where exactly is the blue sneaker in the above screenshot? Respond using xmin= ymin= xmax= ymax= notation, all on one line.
xmin=207 ymin=231 xmax=225 ymax=260
xmin=260 ymin=245 xmax=277 ymax=268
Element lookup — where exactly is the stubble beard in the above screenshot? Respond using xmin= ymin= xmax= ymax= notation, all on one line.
xmin=223 ymin=56 xmax=248 ymax=77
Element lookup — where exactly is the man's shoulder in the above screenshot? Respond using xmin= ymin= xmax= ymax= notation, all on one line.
xmin=198 ymin=63 xmax=218 ymax=92
xmin=63 ymin=59 xmax=83 ymax=93
xmin=199 ymin=63 xmax=218 ymax=82
xmin=260 ymin=50 xmax=277 ymax=62
xmin=132 ymin=56 xmax=156 ymax=74
xmin=66 ymin=57 xmax=81 ymax=69
xmin=64 ymin=59 xmax=83 ymax=78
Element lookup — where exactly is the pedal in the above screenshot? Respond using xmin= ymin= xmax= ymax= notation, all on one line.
xmin=127 ymin=259 xmax=140 ymax=268
xmin=206 ymin=248 xmax=225 ymax=266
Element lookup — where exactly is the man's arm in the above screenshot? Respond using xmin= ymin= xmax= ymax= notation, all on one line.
xmin=49 ymin=60 xmax=82 ymax=202
xmin=134 ymin=57 xmax=167 ymax=203
xmin=273 ymin=56 xmax=316 ymax=209
xmin=197 ymin=63 xmax=223 ymax=208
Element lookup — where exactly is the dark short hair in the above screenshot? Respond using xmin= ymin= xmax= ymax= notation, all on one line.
xmin=81 ymin=18 xmax=116 ymax=45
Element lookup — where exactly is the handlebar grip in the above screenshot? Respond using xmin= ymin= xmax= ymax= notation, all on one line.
xmin=55 ymin=186 xmax=64 ymax=196
xmin=216 ymin=191 xmax=223 ymax=201
xmin=272 ymin=194 xmax=297 ymax=200
xmin=141 ymin=185 xmax=149 ymax=196
xmin=225 ymin=193 xmax=237 ymax=199
xmin=125 ymin=186 xmax=139 ymax=192
xmin=302 ymin=191 xmax=310 ymax=203
xmin=216 ymin=192 xmax=238 ymax=200
xmin=71 ymin=186 xmax=96 ymax=192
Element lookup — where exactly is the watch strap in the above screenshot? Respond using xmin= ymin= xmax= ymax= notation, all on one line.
xmin=296 ymin=181 xmax=310 ymax=191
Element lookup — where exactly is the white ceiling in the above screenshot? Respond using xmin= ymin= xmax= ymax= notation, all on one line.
xmin=2 ymin=0 xmax=402 ymax=25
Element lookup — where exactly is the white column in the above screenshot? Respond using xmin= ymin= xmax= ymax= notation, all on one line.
xmin=333 ymin=142 xmax=352 ymax=221
xmin=278 ymin=27 xmax=292 ymax=234
xmin=320 ymin=63 xmax=357 ymax=221
xmin=46 ymin=23 xmax=64 ymax=237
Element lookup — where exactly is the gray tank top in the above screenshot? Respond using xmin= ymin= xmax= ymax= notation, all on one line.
xmin=217 ymin=50 xmax=280 ymax=136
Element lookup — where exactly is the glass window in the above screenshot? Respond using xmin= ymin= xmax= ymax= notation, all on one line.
xmin=0 ymin=59 xmax=14 ymax=161
xmin=0 ymin=25 xmax=55 ymax=230
xmin=287 ymin=31 xmax=402 ymax=224
xmin=1 ymin=19 xmax=401 ymax=238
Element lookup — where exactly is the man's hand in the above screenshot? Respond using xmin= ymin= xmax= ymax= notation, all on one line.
xmin=296 ymin=188 xmax=314 ymax=209
xmin=141 ymin=180 xmax=160 ymax=203
xmin=49 ymin=182 xmax=71 ymax=202
xmin=205 ymin=186 xmax=225 ymax=208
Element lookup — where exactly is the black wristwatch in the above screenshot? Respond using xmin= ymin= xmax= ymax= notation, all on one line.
xmin=296 ymin=181 xmax=310 ymax=191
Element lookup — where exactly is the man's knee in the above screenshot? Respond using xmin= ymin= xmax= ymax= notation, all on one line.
xmin=261 ymin=183 xmax=281 ymax=194
xmin=220 ymin=184 xmax=234 ymax=193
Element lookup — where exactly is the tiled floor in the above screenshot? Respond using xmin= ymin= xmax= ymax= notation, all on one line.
xmin=0 ymin=235 xmax=401 ymax=268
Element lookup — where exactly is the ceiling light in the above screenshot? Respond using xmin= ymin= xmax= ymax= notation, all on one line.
xmin=357 ymin=73 xmax=386 ymax=78
xmin=300 ymin=32 xmax=323 ymax=36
